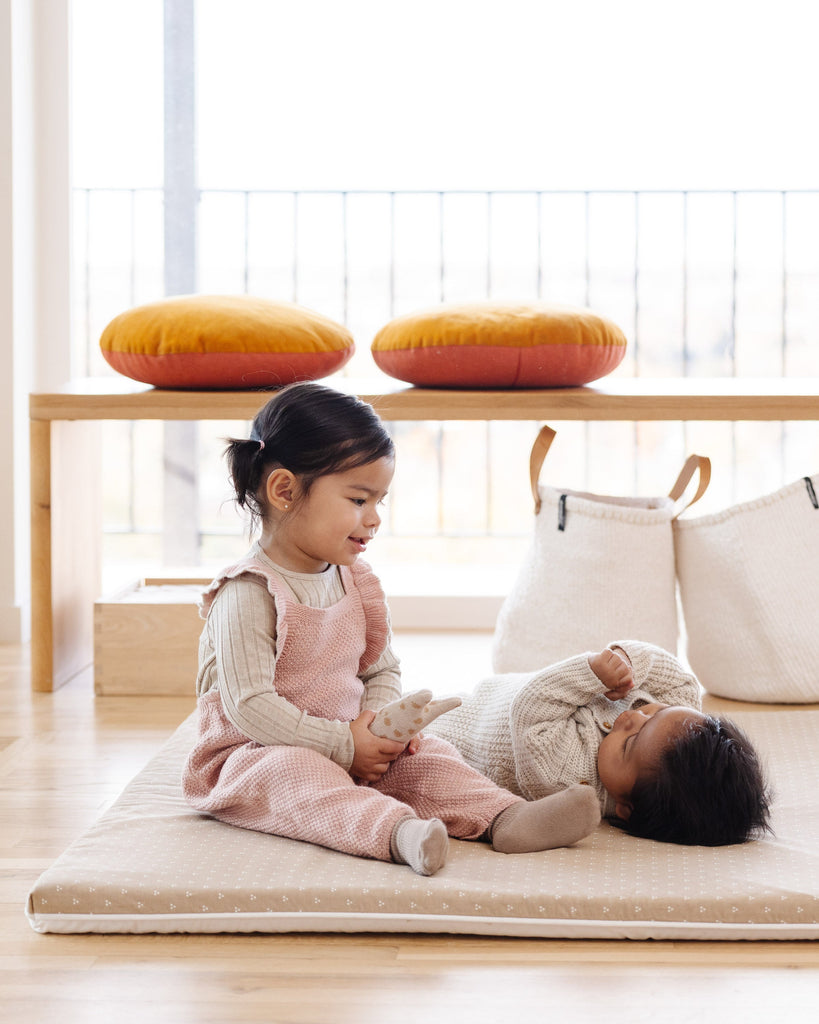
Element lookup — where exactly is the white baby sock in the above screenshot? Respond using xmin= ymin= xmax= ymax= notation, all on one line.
xmin=490 ymin=785 xmax=601 ymax=853
xmin=390 ymin=817 xmax=449 ymax=876
xmin=370 ymin=690 xmax=462 ymax=742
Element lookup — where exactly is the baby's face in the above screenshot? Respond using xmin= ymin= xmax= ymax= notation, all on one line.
xmin=597 ymin=703 xmax=707 ymax=820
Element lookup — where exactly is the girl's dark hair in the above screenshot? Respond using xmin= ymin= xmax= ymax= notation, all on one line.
xmin=621 ymin=716 xmax=773 ymax=847
xmin=225 ymin=382 xmax=395 ymax=531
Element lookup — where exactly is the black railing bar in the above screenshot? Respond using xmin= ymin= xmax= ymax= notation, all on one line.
xmin=682 ymin=190 xmax=690 ymax=376
xmin=581 ymin=191 xmax=592 ymax=490
xmin=781 ymin=190 xmax=788 ymax=378
xmin=730 ymin=193 xmax=738 ymax=498
xmin=780 ymin=190 xmax=788 ymax=482
xmin=342 ymin=191 xmax=349 ymax=325
xmin=437 ymin=424 xmax=445 ymax=532
xmin=536 ymin=191 xmax=543 ymax=299
xmin=111 ymin=517 xmax=814 ymax=542
xmin=438 ymin=192 xmax=445 ymax=303
xmin=631 ymin=191 xmax=640 ymax=495
xmin=242 ymin=191 xmax=250 ymax=294
xmin=180 ymin=187 xmax=819 ymax=197
xmin=388 ymin=193 xmax=396 ymax=319
xmin=485 ymin=192 xmax=492 ymax=298
xmin=128 ymin=421 xmax=137 ymax=534
xmin=730 ymin=191 xmax=738 ymax=376
xmin=485 ymin=421 xmax=492 ymax=533
xmin=292 ymin=192 xmax=299 ymax=304
xmin=680 ymin=192 xmax=691 ymax=464
xmin=129 ymin=189 xmax=137 ymax=307
xmin=177 ymin=528 xmax=536 ymax=541
xmin=633 ymin=191 xmax=640 ymax=374
xmin=74 ymin=186 xmax=164 ymax=193
xmin=383 ymin=421 xmax=397 ymax=534
xmin=82 ymin=188 xmax=92 ymax=374
xmin=106 ymin=193 xmax=140 ymax=494
xmin=583 ymin=191 xmax=591 ymax=308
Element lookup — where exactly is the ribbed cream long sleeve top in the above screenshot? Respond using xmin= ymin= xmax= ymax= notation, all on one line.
xmin=195 ymin=542 xmax=402 ymax=771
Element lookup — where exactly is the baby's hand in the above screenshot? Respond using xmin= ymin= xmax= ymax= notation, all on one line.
xmin=589 ymin=648 xmax=634 ymax=701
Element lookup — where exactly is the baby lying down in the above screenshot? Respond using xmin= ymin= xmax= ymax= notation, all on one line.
xmin=425 ymin=641 xmax=771 ymax=846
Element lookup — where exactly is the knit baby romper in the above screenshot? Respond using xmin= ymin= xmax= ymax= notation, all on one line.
xmin=181 ymin=557 xmax=519 ymax=863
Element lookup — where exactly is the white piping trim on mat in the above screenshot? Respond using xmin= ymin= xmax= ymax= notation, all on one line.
xmin=25 ymin=910 xmax=819 ymax=940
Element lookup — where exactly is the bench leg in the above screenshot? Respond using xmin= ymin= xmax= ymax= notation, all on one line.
xmin=30 ymin=419 xmax=101 ymax=692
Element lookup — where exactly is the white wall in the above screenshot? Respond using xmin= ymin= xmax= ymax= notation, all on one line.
xmin=0 ymin=0 xmax=71 ymax=643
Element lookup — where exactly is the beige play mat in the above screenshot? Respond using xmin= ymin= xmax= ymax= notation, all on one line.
xmin=27 ymin=710 xmax=819 ymax=940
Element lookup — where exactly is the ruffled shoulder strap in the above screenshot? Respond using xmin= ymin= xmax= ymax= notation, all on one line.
xmin=342 ymin=559 xmax=391 ymax=672
xmin=199 ymin=554 xmax=293 ymax=614
xmin=199 ymin=555 xmax=294 ymax=651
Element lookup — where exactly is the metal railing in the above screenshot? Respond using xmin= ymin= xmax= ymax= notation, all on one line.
xmin=72 ymin=188 xmax=819 ymax=573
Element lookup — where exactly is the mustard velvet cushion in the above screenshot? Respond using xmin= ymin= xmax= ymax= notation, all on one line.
xmin=100 ymin=295 xmax=355 ymax=389
xmin=371 ymin=302 xmax=627 ymax=388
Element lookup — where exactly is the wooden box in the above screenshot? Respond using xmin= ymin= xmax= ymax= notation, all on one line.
xmin=94 ymin=578 xmax=208 ymax=696
xmin=93 ymin=572 xmax=503 ymax=696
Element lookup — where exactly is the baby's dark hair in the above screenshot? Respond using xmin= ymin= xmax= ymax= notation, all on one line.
xmin=225 ymin=382 xmax=394 ymax=532
xmin=622 ymin=716 xmax=772 ymax=846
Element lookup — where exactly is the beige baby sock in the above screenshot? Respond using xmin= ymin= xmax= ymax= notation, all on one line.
xmin=390 ymin=817 xmax=449 ymax=876
xmin=490 ymin=785 xmax=601 ymax=854
xmin=370 ymin=690 xmax=462 ymax=743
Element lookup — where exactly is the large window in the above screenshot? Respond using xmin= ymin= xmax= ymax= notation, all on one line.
xmin=71 ymin=1 xmax=819 ymax=596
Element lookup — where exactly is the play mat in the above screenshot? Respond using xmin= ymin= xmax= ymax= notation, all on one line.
xmin=27 ymin=709 xmax=819 ymax=940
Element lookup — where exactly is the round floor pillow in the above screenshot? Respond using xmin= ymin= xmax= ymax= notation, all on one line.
xmin=100 ymin=294 xmax=355 ymax=389
xmin=371 ymin=301 xmax=627 ymax=388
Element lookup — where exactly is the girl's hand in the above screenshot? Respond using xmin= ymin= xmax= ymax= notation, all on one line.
xmin=589 ymin=648 xmax=634 ymax=701
xmin=349 ymin=711 xmax=406 ymax=782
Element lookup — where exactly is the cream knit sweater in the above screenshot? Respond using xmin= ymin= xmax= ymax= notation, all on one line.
xmin=426 ymin=640 xmax=702 ymax=816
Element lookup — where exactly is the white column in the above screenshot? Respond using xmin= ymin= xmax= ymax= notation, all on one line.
xmin=32 ymin=0 xmax=72 ymax=391
xmin=0 ymin=0 xmax=71 ymax=643
xmin=163 ymin=0 xmax=199 ymax=566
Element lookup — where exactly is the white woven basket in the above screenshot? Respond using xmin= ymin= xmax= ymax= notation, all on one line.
xmin=675 ymin=473 xmax=819 ymax=702
xmin=492 ymin=426 xmax=709 ymax=673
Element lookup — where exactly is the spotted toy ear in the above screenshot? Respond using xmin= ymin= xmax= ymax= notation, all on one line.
xmin=369 ymin=690 xmax=462 ymax=742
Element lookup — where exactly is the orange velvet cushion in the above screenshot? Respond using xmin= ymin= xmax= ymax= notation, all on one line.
xmin=100 ymin=295 xmax=355 ymax=389
xmin=371 ymin=302 xmax=627 ymax=388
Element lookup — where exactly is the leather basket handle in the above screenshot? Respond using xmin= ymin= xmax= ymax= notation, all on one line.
xmin=669 ymin=454 xmax=711 ymax=518
xmin=530 ymin=431 xmax=710 ymax=519
xmin=529 ymin=425 xmax=557 ymax=514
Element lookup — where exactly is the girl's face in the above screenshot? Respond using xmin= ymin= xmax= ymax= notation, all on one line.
xmin=265 ymin=456 xmax=395 ymax=573
xmin=597 ymin=703 xmax=706 ymax=820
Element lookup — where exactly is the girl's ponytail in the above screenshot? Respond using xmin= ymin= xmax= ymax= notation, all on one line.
xmin=225 ymin=437 xmax=271 ymax=519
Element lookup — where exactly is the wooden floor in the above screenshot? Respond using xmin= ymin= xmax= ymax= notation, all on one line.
xmin=3 ymin=635 xmax=819 ymax=1024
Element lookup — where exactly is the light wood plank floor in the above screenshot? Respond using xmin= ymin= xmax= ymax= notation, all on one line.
xmin=2 ymin=635 xmax=819 ymax=1024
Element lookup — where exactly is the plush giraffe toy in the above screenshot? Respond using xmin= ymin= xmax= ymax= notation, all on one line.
xmin=370 ymin=689 xmax=462 ymax=742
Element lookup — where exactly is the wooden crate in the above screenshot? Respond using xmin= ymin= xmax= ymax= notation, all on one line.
xmin=94 ymin=578 xmax=209 ymax=696
xmin=93 ymin=573 xmax=503 ymax=696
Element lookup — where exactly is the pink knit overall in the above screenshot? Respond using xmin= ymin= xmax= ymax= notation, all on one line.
xmin=181 ymin=557 xmax=519 ymax=863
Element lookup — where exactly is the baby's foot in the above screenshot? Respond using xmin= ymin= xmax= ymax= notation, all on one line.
xmin=490 ymin=786 xmax=601 ymax=853
xmin=370 ymin=690 xmax=462 ymax=742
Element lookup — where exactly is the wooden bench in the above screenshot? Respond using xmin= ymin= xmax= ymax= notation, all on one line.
xmin=30 ymin=376 xmax=819 ymax=692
